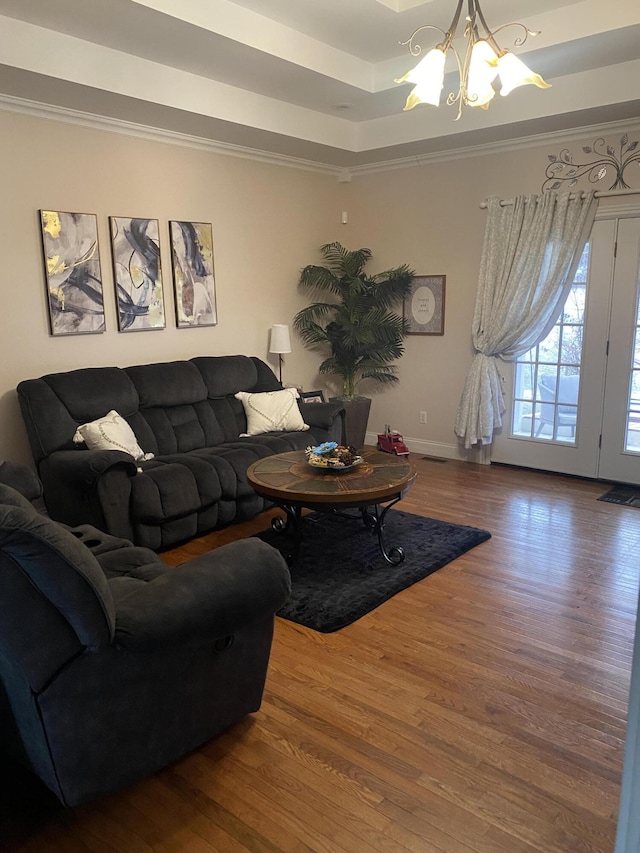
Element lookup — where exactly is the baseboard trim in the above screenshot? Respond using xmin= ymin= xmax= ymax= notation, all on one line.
xmin=365 ymin=432 xmax=490 ymax=465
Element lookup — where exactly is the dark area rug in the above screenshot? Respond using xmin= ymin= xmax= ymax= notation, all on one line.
xmin=255 ymin=510 xmax=491 ymax=632
xmin=598 ymin=486 xmax=640 ymax=508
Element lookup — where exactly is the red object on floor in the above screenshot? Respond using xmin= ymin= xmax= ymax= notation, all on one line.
xmin=377 ymin=432 xmax=410 ymax=455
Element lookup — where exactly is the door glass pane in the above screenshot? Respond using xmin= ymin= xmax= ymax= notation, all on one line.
xmin=560 ymin=325 xmax=583 ymax=367
xmin=511 ymin=243 xmax=589 ymax=444
xmin=625 ymin=281 xmax=640 ymax=452
xmin=539 ymin=327 xmax=560 ymax=364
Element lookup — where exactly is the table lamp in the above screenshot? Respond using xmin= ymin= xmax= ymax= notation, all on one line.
xmin=269 ymin=324 xmax=291 ymax=384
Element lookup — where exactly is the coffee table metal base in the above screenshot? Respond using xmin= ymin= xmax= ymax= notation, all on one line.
xmin=269 ymin=497 xmax=405 ymax=566
xmin=247 ymin=449 xmax=417 ymax=568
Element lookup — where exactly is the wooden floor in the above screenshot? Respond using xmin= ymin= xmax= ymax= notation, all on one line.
xmin=2 ymin=455 xmax=639 ymax=852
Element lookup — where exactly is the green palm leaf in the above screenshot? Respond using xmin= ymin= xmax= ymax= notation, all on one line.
xmin=294 ymin=243 xmax=415 ymax=399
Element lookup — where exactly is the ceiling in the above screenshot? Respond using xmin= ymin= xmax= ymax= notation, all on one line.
xmin=0 ymin=0 xmax=639 ymax=174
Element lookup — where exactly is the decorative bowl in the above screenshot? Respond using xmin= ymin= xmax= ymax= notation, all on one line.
xmin=307 ymin=455 xmax=363 ymax=472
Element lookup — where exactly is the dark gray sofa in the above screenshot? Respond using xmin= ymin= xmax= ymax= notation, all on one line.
xmin=0 ymin=482 xmax=290 ymax=806
xmin=17 ymin=355 xmax=344 ymax=550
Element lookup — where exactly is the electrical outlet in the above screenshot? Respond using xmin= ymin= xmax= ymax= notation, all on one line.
xmin=419 ymin=411 xmax=427 ymax=424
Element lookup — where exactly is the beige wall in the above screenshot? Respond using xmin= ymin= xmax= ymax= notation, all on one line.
xmin=0 ymin=107 xmax=619 ymax=467
xmin=345 ymin=141 xmax=585 ymax=458
xmin=0 ymin=110 xmax=346 ymax=464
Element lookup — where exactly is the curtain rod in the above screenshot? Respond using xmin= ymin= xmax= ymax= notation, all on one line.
xmin=479 ymin=188 xmax=640 ymax=209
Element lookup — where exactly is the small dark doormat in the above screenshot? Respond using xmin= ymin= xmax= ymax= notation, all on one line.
xmin=255 ymin=510 xmax=491 ymax=633
xmin=598 ymin=486 xmax=640 ymax=507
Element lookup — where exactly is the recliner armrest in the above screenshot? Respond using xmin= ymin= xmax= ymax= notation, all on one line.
xmin=113 ymin=539 xmax=291 ymax=650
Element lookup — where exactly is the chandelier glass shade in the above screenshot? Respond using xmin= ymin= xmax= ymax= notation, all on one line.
xmin=395 ymin=0 xmax=550 ymax=118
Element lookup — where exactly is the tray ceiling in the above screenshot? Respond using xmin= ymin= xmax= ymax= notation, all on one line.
xmin=0 ymin=0 xmax=638 ymax=172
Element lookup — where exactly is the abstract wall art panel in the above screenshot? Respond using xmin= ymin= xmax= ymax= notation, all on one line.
xmin=39 ymin=210 xmax=105 ymax=336
xmin=169 ymin=221 xmax=218 ymax=328
xmin=109 ymin=217 xmax=165 ymax=332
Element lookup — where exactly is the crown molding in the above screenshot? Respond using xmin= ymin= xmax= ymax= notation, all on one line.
xmin=347 ymin=118 xmax=640 ymax=177
xmin=0 ymin=93 xmax=344 ymax=178
xmin=2 ymin=92 xmax=640 ymax=183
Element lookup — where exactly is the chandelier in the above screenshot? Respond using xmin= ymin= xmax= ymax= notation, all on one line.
xmin=395 ymin=0 xmax=550 ymax=119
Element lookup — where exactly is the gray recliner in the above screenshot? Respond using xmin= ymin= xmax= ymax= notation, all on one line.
xmin=0 ymin=481 xmax=290 ymax=806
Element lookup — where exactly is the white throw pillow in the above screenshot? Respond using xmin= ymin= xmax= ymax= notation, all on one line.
xmin=73 ymin=410 xmax=153 ymax=462
xmin=235 ymin=388 xmax=309 ymax=436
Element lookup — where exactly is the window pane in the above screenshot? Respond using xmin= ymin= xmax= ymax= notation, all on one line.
xmin=513 ymin=399 xmax=533 ymax=437
xmin=626 ymin=405 xmax=640 ymax=452
xmin=626 ymin=281 xmax=640 ymax=452
xmin=557 ymin=373 xmax=580 ymax=405
xmin=574 ymin=243 xmax=590 ymax=283
xmin=562 ymin=285 xmax=586 ymax=323
xmin=560 ymin=326 xmax=583 ymax=366
xmin=532 ymin=402 xmax=552 ymax=440
xmin=514 ymin=361 xmax=534 ymax=399
xmin=538 ymin=326 xmax=560 ymax=364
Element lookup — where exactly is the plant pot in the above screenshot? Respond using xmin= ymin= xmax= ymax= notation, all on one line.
xmin=330 ymin=396 xmax=371 ymax=450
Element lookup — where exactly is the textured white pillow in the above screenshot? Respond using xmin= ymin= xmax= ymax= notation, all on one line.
xmin=235 ymin=388 xmax=309 ymax=436
xmin=73 ymin=410 xmax=152 ymax=462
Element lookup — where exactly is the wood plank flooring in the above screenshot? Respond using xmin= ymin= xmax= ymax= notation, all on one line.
xmin=2 ymin=455 xmax=639 ymax=852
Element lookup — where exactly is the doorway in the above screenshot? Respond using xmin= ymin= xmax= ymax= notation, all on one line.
xmin=491 ymin=214 xmax=640 ymax=485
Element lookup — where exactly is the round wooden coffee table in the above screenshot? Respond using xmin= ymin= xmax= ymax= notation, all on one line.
xmin=246 ymin=449 xmax=417 ymax=565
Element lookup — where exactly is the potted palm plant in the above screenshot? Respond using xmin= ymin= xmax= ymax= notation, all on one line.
xmin=294 ymin=242 xmax=414 ymax=448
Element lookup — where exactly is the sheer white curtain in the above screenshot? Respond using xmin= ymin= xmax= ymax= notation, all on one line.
xmin=454 ymin=190 xmax=597 ymax=450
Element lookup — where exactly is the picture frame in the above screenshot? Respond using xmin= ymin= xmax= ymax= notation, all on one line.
xmin=109 ymin=216 xmax=165 ymax=332
xmin=300 ymin=390 xmax=325 ymax=403
xmin=403 ymin=275 xmax=446 ymax=336
xmin=169 ymin=220 xmax=217 ymax=328
xmin=39 ymin=210 xmax=105 ymax=336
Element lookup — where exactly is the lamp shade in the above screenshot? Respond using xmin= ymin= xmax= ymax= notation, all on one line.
xmin=497 ymin=51 xmax=551 ymax=97
xmin=269 ymin=324 xmax=291 ymax=354
xmin=466 ymin=40 xmax=498 ymax=109
xmin=396 ymin=47 xmax=446 ymax=110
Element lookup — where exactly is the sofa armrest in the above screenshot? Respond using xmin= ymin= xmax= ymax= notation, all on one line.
xmin=42 ymin=448 xmax=137 ymax=483
xmin=39 ymin=450 xmax=137 ymax=534
xmin=298 ymin=400 xmax=345 ymax=430
xmin=114 ymin=539 xmax=291 ymax=650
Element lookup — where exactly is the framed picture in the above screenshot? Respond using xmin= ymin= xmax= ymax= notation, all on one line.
xmin=170 ymin=220 xmax=217 ymax=327
xmin=39 ymin=210 xmax=105 ymax=336
xmin=300 ymin=390 xmax=325 ymax=403
xmin=403 ymin=275 xmax=446 ymax=335
xmin=110 ymin=217 xmax=165 ymax=331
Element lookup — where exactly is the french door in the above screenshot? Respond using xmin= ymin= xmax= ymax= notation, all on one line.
xmin=491 ymin=214 xmax=640 ymax=485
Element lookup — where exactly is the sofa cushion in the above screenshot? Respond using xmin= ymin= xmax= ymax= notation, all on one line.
xmin=125 ymin=361 xmax=207 ymax=408
xmin=0 ymin=482 xmax=35 ymax=510
xmin=192 ymin=355 xmax=259 ymax=397
xmin=235 ymin=433 xmax=314 ymax=453
xmin=0 ymin=485 xmax=115 ymax=651
xmin=0 ymin=461 xmax=43 ymax=501
xmin=122 ymin=364 xmax=223 ymax=455
xmin=134 ymin=401 xmax=223 ymax=455
xmin=46 ymin=367 xmax=140 ymax=421
xmin=235 ymin=389 xmax=309 ymax=437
